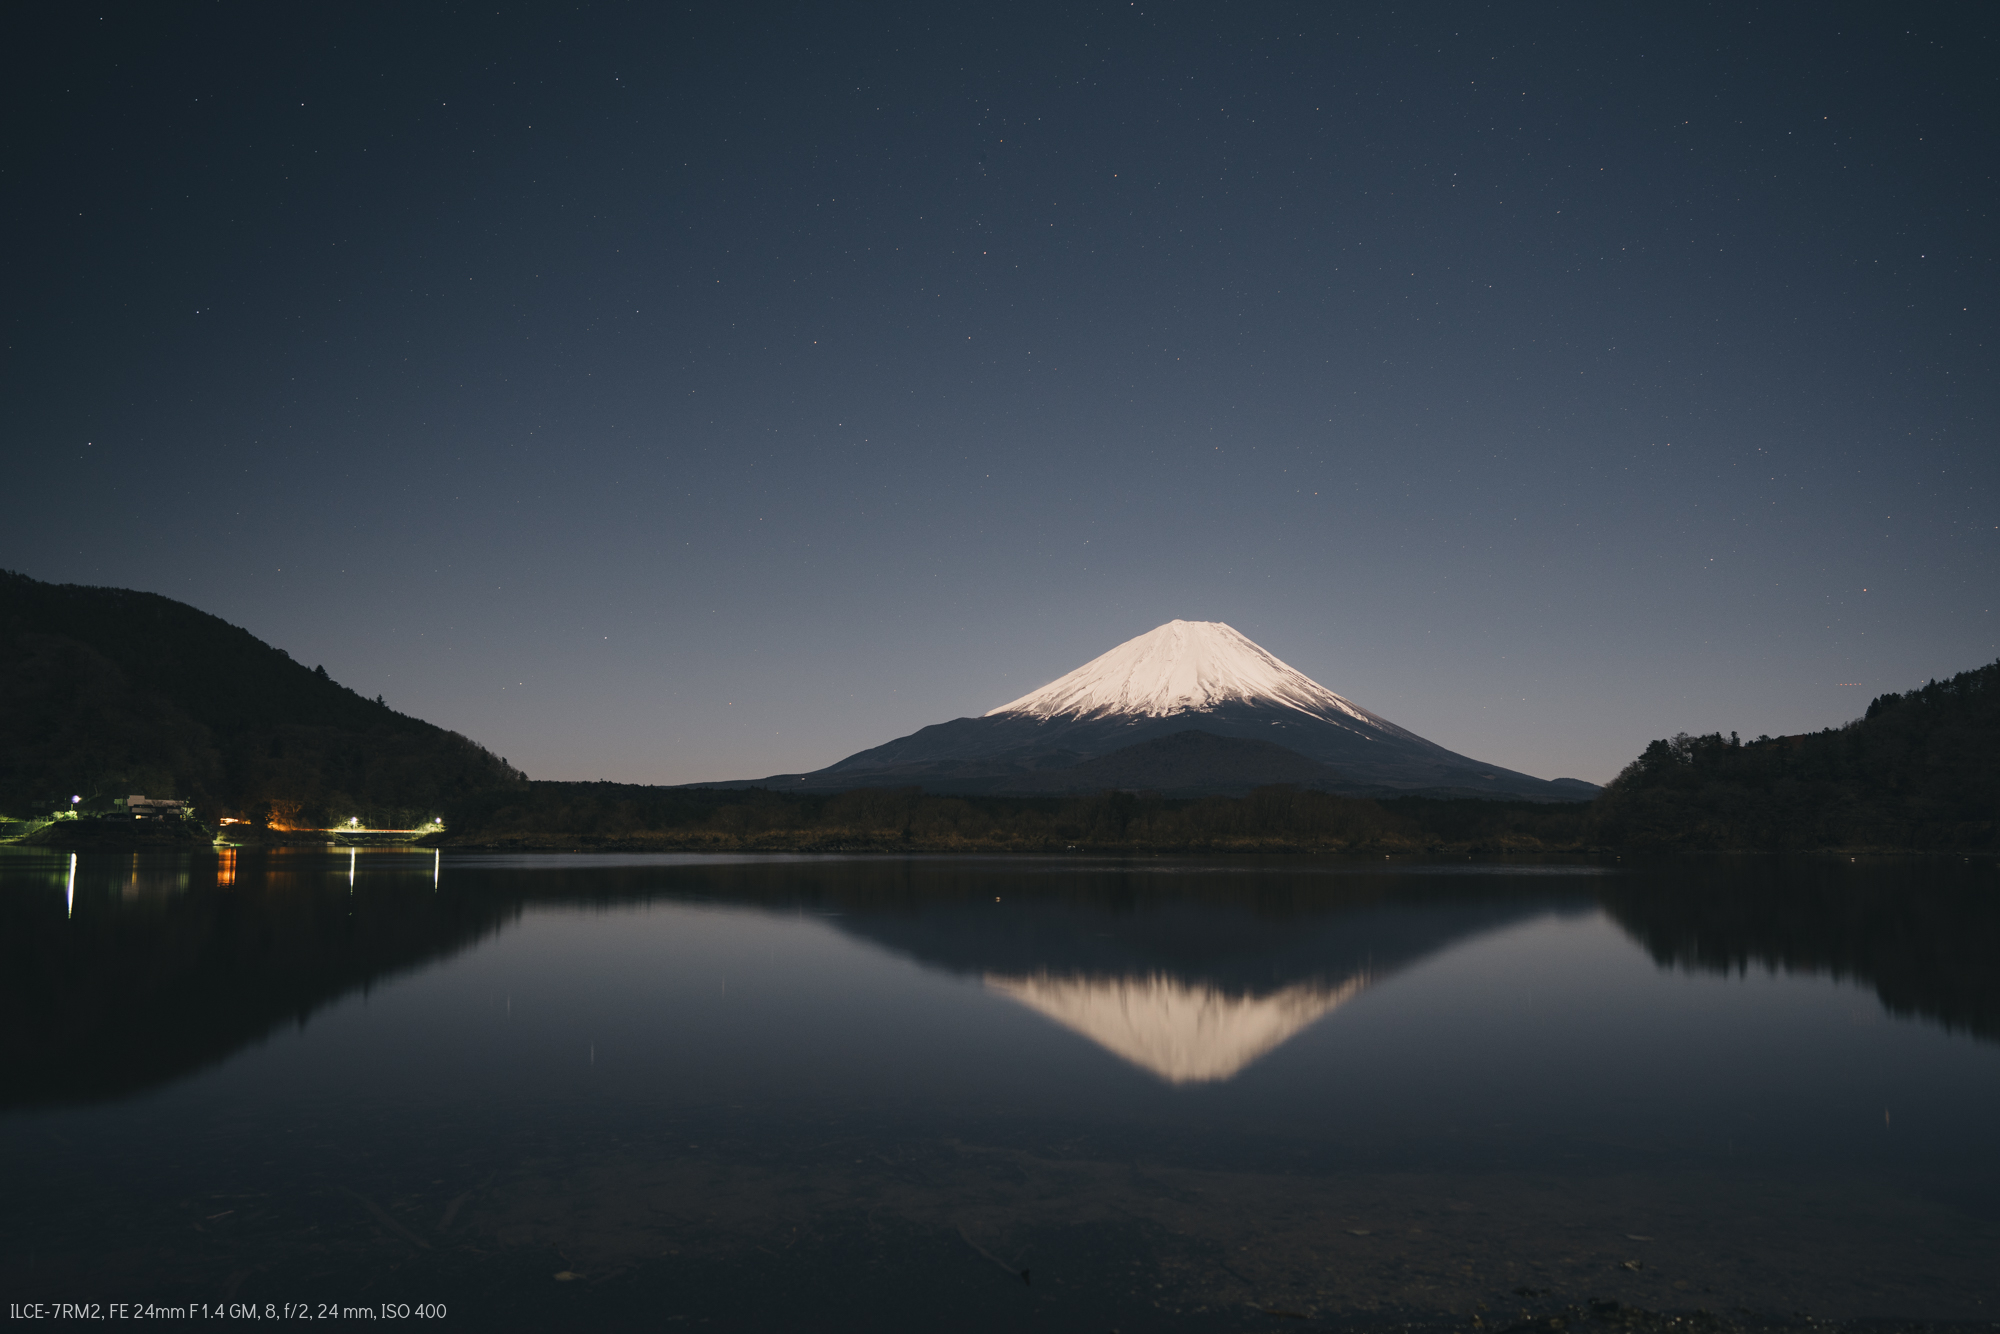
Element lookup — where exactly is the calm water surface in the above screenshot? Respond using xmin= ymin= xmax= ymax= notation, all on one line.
xmin=2 ymin=848 xmax=1996 ymax=1330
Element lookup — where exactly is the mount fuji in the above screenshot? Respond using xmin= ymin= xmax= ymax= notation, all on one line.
xmin=714 ymin=620 xmax=1598 ymax=801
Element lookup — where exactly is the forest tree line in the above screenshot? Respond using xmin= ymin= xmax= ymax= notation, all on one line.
xmin=435 ymin=780 xmax=1597 ymax=853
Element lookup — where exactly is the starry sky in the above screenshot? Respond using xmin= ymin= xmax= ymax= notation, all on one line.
xmin=6 ymin=2 xmax=1995 ymax=786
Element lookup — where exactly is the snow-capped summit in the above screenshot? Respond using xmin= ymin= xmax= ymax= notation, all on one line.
xmin=987 ymin=619 xmax=1373 ymax=724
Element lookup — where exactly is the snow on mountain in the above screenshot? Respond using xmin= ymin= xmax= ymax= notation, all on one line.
xmin=987 ymin=619 xmax=1375 ymax=725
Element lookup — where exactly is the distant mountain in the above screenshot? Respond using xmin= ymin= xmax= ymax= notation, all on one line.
xmin=0 ymin=569 xmax=524 ymax=826
xmin=715 ymin=620 xmax=1596 ymax=801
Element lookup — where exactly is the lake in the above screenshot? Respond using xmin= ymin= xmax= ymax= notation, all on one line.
xmin=2 ymin=847 xmax=1996 ymax=1330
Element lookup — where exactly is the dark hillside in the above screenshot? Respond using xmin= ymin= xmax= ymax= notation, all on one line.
xmin=1592 ymin=659 xmax=2000 ymax=851
xmin=0 ymin=570 xmax=524 ymax=826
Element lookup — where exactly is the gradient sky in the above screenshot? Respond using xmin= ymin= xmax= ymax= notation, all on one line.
xmin=6 ymin=2 xmax=1995 ymax=785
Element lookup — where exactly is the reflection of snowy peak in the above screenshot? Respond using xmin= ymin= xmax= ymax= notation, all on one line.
xmin=988 ymin=620 xmax=1381 ymax=726
xmin=984 ymin=971 xmax=1369 ymax=1084
xmin=821 ymin=887 xmax=1582 ymax=1081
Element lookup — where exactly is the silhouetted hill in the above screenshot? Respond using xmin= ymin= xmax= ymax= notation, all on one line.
xmin=0 ymin=570 xmax=525 ymax=826
xmin=1591 ymin=659 xmax=2000 ymax=851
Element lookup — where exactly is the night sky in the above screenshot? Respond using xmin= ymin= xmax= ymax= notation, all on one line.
xmin=6 ymin=2 xmax=1995 ymax=786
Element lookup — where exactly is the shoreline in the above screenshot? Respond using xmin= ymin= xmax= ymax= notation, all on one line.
xmin=5 ymin=832 xmax=1993 ymax=861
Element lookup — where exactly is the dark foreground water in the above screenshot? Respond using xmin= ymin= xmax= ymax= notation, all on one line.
xmin=2 ymin=848 xmax=1996 ymax=1330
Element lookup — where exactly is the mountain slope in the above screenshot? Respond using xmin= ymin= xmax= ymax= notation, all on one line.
xmin=720 ymin=620 xmax=1595 ymax=800
xmin=0 ymin=569 xmax=524 ymax=825
xmin=1001 ymin=730 xmax=1347 ymax=795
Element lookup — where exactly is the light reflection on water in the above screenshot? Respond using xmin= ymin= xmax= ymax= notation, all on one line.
xmin=1 ymin=847 xmax=1996 ymax=1330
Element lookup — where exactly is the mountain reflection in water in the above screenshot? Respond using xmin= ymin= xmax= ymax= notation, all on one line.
xmin=3 ymin=848 xmax=1996 ymax=1111
xmin=820 ymin=884 xmax=1562 ymax=1082
xmin=983 ymin=971 xmax=1370 ymax=1083
xmin=5 ymin=848 xmax=2000 ymax=1329
xmin=1600 ymin=859 xmax=2000 ymax=1043
xmin=0 ymin=847 xmax=515 ymax=1108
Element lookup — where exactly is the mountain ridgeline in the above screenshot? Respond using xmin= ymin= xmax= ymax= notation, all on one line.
xmin=0 ymin=570 xmax=524 ymax=826
xmin=4 ymin=576 xmax=1992 ymax=851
